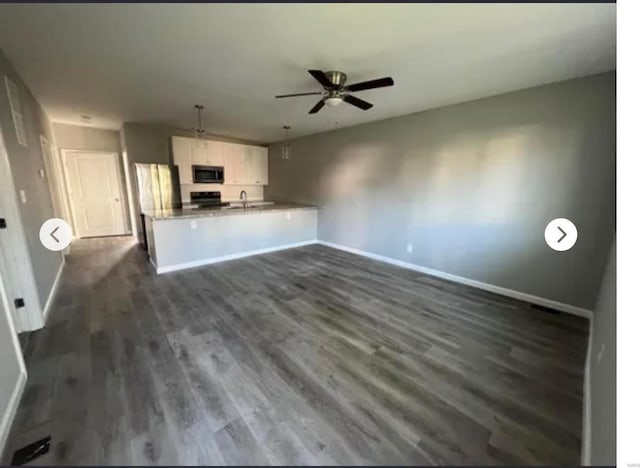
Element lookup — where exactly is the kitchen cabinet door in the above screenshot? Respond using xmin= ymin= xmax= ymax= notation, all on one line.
xmin=244 ymin=147 xmax=259 ymax=186
xmin=191 ymin=139 xmax=208 ymax=166
xmin=206 ymin=140 xmax=225 ymax=166
xmin=171 ymin=136 xmax=193 ymax=184
xmin=235 ymin=144 xmax=248 ymax=184
xmin=223 ymin=143 xmax=244 ymax=185
xmin=256 ymin=146 xmax=269 ymax=185
xmin=244 ymin=146 xmax=268 ymax=185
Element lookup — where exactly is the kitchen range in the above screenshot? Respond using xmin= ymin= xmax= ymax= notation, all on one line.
xmin=134 ymin=137 xmax=318 ymax=274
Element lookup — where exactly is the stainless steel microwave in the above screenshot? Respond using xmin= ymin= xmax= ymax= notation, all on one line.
xmin=192 ymin=165 xmax=224 ymax=184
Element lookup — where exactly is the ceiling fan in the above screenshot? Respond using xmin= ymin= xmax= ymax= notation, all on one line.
xmin=275 ymin=70 xmax=394 ymax=114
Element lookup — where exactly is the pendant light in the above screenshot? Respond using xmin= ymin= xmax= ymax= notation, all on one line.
xmin=282 ymin=125 xmax=291 ymax=160
xmin=194 ymin=104 xmax=207 ymax=148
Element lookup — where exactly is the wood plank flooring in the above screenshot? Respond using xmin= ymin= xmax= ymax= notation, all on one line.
xmin=3 ymin=237 xmax=589 ymax=465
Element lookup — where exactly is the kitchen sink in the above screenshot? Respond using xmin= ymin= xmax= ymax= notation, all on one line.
xmin=225 ymin=201 xmax=275 ymax=210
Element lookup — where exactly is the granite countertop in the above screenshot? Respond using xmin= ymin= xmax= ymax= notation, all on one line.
xmin=144 ymin=202 xmax=318 ymax=220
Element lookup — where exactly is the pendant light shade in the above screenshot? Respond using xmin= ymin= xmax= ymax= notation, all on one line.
xmin=194 ymin=105 xmax=207 ymax=148
xmin=282 ymin=126 xmax=291 ymax=160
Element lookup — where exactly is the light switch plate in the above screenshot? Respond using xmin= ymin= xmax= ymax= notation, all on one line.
xmin=190 ymin=220 xmax=197 ymax=230
xmin=38 ymin=168 xmax=46 ymax=178
xmin=19 ymin=190 xmax=27 ymax=204
xmin=286 ymin=212 xmax=292 ymax=220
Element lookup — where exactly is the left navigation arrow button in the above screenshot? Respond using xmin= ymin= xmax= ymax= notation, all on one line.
xmin=50 ymin=226 xmax=60 ymax=243
xmin=39 ymin=218 xmax=72 ymax=251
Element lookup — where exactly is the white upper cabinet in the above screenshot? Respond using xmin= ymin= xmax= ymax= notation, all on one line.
xmin=173 ymin=135 xmax=269 ymax=186
xmin=190 ymin=139 xmax=209 ymax=165
xmin=256 ymin=146 xmax=269 ymax=185
xmin=206 ymin=140 xmax=225 ymax=166
xmin=171 ymin=136 xmax=193 ymax=184
xmin=245 ymin=146 xmax=269 ymax=186
xmin=223 ymin=143 xmax=245 ymax=185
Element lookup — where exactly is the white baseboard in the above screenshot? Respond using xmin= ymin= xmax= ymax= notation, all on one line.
xmin=317 ymin=240 xmax=593 ymax=319
xmin=0 ymin=369 xmax=26 ymax=458
xmin=156 ymin=240 xmax=318 ymax=274
xmin=42 ymin=257 xmax=65 ymax=324
xmin=581 ymin=318 xmax=594 ymax=465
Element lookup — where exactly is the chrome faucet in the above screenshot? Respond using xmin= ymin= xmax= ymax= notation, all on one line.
xmin=240 ymin=190 xmax=247 ymax=208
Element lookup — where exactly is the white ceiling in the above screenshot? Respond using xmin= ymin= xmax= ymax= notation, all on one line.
xmin=0 ymin=3 xmax=615 ymax=143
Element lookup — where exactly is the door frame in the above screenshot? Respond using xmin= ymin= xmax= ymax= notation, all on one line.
xmin=60 ymin=149 xmax=128 ymax=238
xmin=39 ymin=136 xmax=71 ymax=221
xmin=0 ymin=125 xmax=44 ymax=332
xmin=40 ymin=137 xmax=74 ymax=254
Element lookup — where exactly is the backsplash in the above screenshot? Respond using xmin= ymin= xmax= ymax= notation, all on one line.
xmin=180 ymin=184 xmax=264 ymax=204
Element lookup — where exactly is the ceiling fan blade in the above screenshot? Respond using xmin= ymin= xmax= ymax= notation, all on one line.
xmin=343 ymin=94 xmax=373 ymax=110
xmin=275 ymin=92 xmax=323 ymax=98
xmin=345 ymin=77 xmax=394 ymax=93
xmin=308 ymin=69 xmax=334 ymax=88
xmin=308 ymin=100 xmax=325 ymax=114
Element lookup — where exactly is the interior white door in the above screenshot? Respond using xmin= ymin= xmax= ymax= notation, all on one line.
xmin=0 ymin=265 xmax=26 ymax=453
xmin=0 ymin=247 xmax=21 ymax=332
xmin=64 ymin=151 xmax=126 ymax=238
xmin=0 ymin=124 xmax=41 ymax=332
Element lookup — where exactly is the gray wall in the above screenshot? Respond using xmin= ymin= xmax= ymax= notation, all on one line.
xmin=589 ymin=238 xmax=615 ymax=465
xmin=120 ymin=122 xmax=172 ymax=241
xmin=121 ymin=122 xmax=172 ymax=165
xmin=266 ymin=72 xmax=615 ymax=310
xmin=0 ymin=49 xmax=63 ymax=307
xmin=53 ymin=122 xmax=121 ymax=152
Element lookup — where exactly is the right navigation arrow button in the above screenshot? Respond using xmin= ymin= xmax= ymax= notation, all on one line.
xmin=545 ymin=218 xmax=578 ymax=252
xmin=557 ymin=226 xmax=567 ymax=243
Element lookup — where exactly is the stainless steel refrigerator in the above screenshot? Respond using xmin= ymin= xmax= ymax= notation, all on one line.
xmin=134 ymin=163 xmax=182 ymax=249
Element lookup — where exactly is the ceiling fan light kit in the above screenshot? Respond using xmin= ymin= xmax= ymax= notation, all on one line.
xmin=275 ymin=69 xmax=394 ymax=114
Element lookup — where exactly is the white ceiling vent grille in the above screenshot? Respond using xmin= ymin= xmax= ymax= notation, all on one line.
xmin=4 ymin=76 xmax=27 ymax=147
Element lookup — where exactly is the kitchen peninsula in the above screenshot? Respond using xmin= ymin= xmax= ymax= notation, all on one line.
xmin=144 ymin=203 xmax=318 ymax=273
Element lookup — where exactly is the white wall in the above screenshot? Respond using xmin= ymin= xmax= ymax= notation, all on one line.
xmin=150 ymin=208 xmax=318 ymax=272
xmin=180 ymin=183 xmax=263 ymax=204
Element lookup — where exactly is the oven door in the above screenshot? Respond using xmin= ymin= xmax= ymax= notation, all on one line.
xmin=192 ymin=165 xmax=224 ymax=183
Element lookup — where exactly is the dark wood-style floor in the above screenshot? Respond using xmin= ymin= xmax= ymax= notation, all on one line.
xmin=3 ymin=237 xmax=589 ymax=465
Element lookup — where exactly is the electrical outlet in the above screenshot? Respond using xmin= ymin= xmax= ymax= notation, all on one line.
xmin=406 ymin=243 xmax=413 ymax=254
xmin=190 ymin=220 xmax=197 ymax=230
